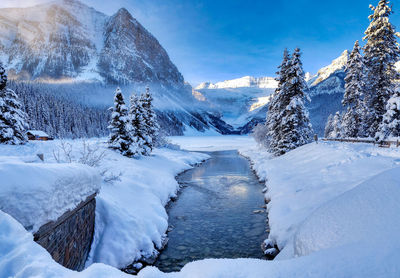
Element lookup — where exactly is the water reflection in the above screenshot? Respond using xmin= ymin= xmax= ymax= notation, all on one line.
xmin=154 ymin=150 xmax=268 ymax=272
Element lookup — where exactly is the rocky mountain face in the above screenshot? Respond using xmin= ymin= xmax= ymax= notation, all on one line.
xmin=98 ymin=8 xmax=183 ymax=85
xmin=0 ymin=0 xmax=183 ymax=86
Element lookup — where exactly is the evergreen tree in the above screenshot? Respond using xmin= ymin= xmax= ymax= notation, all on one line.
xmin=363 ymin=0 xmax=400 ymax=137
xmin=376 ymin=89 xmax=400 ymax=140
xmin=0 ymin=63 xmax=28 ymax=145
xmin=141 ymin=88 xmax=160 ymax=151
xmin=342 ymin=40 xmax=366 ymax=138
xmin=265 ymin=49 xmax=291 ymax=150
xmin=324 ymin=114 xmax=334 ymax=138
xmin=108 ymin=87 xmax=134 ymax=157
xmin=327 ymin=111 xmax=342 ymax=139
xmin=129 ymin=93 xmax=146 ymax=156
xmin=268 ymin=48 xmax=313 ymax=156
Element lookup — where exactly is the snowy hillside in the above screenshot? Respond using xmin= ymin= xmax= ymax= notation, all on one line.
xmin=0 ymin=0 xmax=183 ymax=86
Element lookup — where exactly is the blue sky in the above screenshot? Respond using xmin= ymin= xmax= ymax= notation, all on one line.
xmin=1 ymin=0 xmax=400 ymax=85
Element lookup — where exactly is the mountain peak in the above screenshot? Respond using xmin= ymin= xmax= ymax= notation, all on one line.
xmin=0 ymin=1 xmax=183 ymax=86
xmin=116 ymin=7 xmax=131 ymax=16
xmin=310 ymin=50 xmax=349 ymax=86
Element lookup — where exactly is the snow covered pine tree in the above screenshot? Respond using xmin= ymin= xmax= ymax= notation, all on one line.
xmin=327 ymin=111 xmax=342 ymax=139
xmin=265 ymin=48 xmax=291 ymax=151
xmin=129 ymin=93 xmax=146 ymax=157
xmin=363 ymin=0 xmax=400 ymax=138
xmin=141 ymin=88 xmax=160 ymax=152
xmin=108 ymin=88 xmax=135 ymax=157
xmin=324 ymin=114 xmax=334 ymax=139
xmin=268 ymin=48 xmax=313 ymax=156
xmin=0 ymin=63 xmax=28 ymax=145
xmin=342 ymin=40 xmax=366 ymax=138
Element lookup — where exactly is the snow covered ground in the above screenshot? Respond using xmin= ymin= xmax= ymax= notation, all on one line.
xmin=1 ymin=136 xmax=400 ymax=277
xmin=0 ymin=158 xmax=101 ymax=232
xmin=0 ymin=138 xmax=209 ymax=276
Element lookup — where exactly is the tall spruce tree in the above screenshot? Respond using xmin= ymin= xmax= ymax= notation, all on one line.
xmin=129 ymin=93 xmax=146 ymax=156
xmin=363 ymin=0 xmax=400 ymax=137
xmin=324 ymin=114 xmax=334 ymax=138
xmin=330 ymin=111 xmax=342 ymax=139
xmin=108 ymin=88 xmax=134 ymax=157
xmin=137 ymin=93 xmax=152 ymax=156
xmin=0 ymin=63 xmax=28 ymax=145
xmin=141 ymin=88 xmax=159 ymax=151
xmin=265 ymin=49 xmax=291 ymax=150
xmin=269 ymin=48 xmax=313 ymax=156
xmin=342 ymin=40 xmax=366 ymax=138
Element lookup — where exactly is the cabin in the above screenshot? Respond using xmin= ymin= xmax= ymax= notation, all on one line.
xmin=27 ymin=130 xmax=52 ymax=141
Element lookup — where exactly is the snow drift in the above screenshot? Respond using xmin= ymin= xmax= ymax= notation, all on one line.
xmin=0 ymin=159 xmax=101 ymax=232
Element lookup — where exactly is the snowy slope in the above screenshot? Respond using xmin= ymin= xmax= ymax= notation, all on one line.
xmin=239 ymin=141 xmax=400 ymax=258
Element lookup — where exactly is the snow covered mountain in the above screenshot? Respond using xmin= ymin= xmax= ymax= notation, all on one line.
xmin=196 ymin=76 xmax=278 ymax=90
xmin=195 ymin=77 xmax=276 ymax=133
xmin=0 ymin=0 xmax=233 ymax=136
xmin=308 ymin=50 xmax=349 ymax=89
xmin=196 ymin=51 xmax=351 ymax=135
xmin=0 ymin=0 xmax=183 ymax=86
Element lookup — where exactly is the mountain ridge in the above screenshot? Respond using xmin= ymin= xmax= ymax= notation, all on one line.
xmin=0 ymin=0 xmax=183 ymax=87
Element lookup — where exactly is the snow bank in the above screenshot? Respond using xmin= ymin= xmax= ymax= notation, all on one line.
xmin=88 ymin=147 xmax=209 ymax=268
xmin=293 ymin=166 xmax=400 ymax=257
xmin=0 ymin=159 xmax=101 ymax=232
xmin=239 ymin=141 xmax=400 ymax=258
xmin=0 ymin=210 xmax=131 ymax=278
xmin=0 ymin=139 xmax=209 ymax=271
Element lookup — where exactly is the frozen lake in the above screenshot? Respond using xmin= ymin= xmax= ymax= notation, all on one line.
xmin=154 ymin=150 xmax=268 ymax=272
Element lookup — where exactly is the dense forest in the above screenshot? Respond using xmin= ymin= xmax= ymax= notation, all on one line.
xmin=8 ymin=81 xmax=110 ymax=139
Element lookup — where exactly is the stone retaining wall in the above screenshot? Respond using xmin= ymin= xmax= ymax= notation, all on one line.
xmin=33 ymin=193 xmax=96 ymax=271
